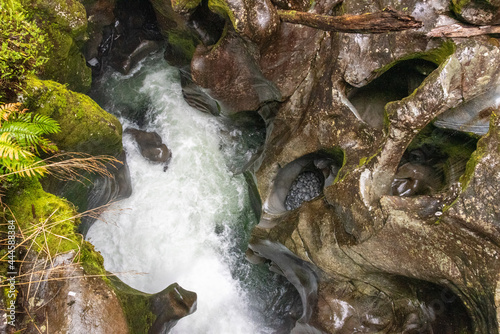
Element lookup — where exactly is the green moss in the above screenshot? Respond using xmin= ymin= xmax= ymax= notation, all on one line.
xmin=450 ymin=0 xmax=471 ymax=14
xmin=171 ymin=0 xmax=202 ymax=13
xmin=20 ymin=0 xmax=91 ymax=93
xmin=208 ymin=0 xmax=238 ymax=32
xmin=110 ymin=276 xmax=157 ymax=334
xmin=375 ymin=41 xmax=456 ymax=75
xmin=41 ymin=25 xmax=92 ymax=93
xmin=167 ymin=30 xmax=199 ymax=61
xmin=23 ymin=77 xmax=122 ymax=156
xmin=21 ymin=0 xmax=88 ymax=40
xmin=7 ymin=179 xmax=79 ymax=255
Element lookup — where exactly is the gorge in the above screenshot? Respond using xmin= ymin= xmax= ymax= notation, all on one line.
xmin=2 ymin=0 xmax=500 ymax=332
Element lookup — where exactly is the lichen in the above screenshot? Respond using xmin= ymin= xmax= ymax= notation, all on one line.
xmin=22 ymin=77 xmax=122 ymax=156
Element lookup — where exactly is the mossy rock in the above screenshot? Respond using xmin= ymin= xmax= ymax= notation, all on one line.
xmin=6 ymin=180 xmax=105 ymax=273
xmin=21 ymin=0 xmax=88 ymax=40
xmin=22 ymin=77 xmax=122 ymax=157
xmin=42 ymin=25 xmax=92 ymax=93
xmin=21 ymin=0 xmax=92 ymax=92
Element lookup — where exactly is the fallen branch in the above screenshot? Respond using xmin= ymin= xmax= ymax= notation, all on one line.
xmin=277 ymin=8 xmax=422 ymax=33
xmin=427 ymin=23 xmax=500 ymax=38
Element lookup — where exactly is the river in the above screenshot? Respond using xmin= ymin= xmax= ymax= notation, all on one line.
xmin=86 ymin=51 xmax=298 ymax=333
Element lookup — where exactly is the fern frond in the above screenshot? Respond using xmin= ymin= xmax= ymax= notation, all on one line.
xmin=18 ymin=113 xmax=60 ymax=134
xmin=0 ymin=121 xmax=43 ymax=148
xmin=0 ymin=156 xmax=46 ymax=177
xmin=0 ymin=132 xmax=33 ymax=159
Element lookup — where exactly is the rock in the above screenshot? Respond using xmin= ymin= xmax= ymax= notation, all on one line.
xmin=23 ymin=0 xmax=92 ymax=92
xmin=149 ymin=0 xmax=201 ymax=66
xmin=191 ymin=31 xmax=281 ymax=114
xmin=125 ymin=128 xmax=172 ymax=169
xmin=21 ymin=77 xmax=123 ymax=156
xmin=110 ymin=277 xmax=197 ymax=334
xmin=239 ymin=0 xmax=500 ymax=332
xmin=150 ymin=283 xmax=198 ymax=333
xmin=18 ymin=251 xmax=129 ymax=334
xmin=83 ymin=0 xmax=117 ymax=63
xmin=110 ymin=39 xmax=160 ymax=75
xmin=451 ymin=0 xmax=500 ymax=25
xmin=207 ymin=0 xmax=280 ymax=45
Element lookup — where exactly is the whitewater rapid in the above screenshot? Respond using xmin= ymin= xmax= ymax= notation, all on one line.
xmin=86 ymin=53 xmax=269 ymax=333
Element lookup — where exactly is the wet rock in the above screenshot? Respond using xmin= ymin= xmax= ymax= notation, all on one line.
xmin=191 ymin=31 xmax=281 ymax=114
xmin=451 ymin=0 xmax=500 ymax=25
xmin=435 ymin=84 xmax=500 ymax=136
xmin=125 ymin=128 xmax=172 ymax=169
xmin=150 ymin=283 xmax=198 ymax=333
xmin=19 ymin=251 xmax=129 ymax=334
xmin=110 ymin=277 xmax=197 ymax=334
xmin=110 ymin=39 xmax=160 ymax=75
xmin=180 ymin=69 xmax=221 ymax=115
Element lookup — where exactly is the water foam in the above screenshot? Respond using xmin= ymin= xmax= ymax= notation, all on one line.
xmin=87 ymin=54 xmax=260 ymax=333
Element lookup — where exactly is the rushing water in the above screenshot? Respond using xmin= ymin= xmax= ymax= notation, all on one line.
xmin=86 ymin=52 xmax=298 ymax=333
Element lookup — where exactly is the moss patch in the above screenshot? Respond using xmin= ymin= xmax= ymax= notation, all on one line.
xmin=21 ymin=0 xmax=91 ymax=92
xmin=167 ymin=30 xmax=200 ymax=61
xmin=110 ymin=276 xmax=157 ymax=334
xmin=6 ymin=179 xmax=106 ymax=273
xmin=375 ymin=40 xmax=456 ymax=76
xmin=22 ymin=77 xmax=122 ymax=156
xmin=172 ymin=0 xmax=202 ymax=13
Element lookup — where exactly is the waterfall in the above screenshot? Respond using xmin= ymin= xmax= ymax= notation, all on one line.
xmin=86 ymin=52 xmax=297 ymax=333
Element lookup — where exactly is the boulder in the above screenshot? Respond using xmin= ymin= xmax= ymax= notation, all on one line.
xmin=125 ymin=128 xmax=172 ymax=169
xmin=22 ymin=77 xmax=122 ymax=157
xmin=22 ymin=0 xmax=92 ymax=92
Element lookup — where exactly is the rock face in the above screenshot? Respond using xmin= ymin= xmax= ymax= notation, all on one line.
xmin=166 ymin=0 xmax=500 ymax=332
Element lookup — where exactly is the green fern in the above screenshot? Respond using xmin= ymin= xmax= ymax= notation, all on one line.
xmin=0 ymin=103 xmax=59 ymax=179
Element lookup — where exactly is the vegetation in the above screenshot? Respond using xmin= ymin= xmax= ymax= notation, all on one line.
xmin=0 ymin=0 xmax=51 ymax=101
xmin=0 ymin=102 xmax=60 ymax=182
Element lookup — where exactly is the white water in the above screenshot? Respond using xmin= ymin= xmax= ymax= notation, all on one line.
xmin=86 ymin=54 xmax=268 ymax=333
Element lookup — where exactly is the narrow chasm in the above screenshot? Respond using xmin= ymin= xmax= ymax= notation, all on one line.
xmin=347 ymin=59 xmax=438 ymax=129
xmin=391 ymin=124 xmax=478 ymax=197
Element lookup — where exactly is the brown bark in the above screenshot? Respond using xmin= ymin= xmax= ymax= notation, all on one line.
xmin=277 ymin=8 xmax=422 ymax=33
xmin=428 ymin=23 xmax=500 ymax=38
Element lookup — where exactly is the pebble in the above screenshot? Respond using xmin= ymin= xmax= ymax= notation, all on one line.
xmin=285 ymin=171 xmax=323 ymax=210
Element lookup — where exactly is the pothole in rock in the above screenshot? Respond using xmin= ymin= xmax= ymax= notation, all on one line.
xmin=264 ymin=150 xmax=343 ymax=214
xmin=285 ymin=171 xmax=323 ymax=211
xmin=391 ymin=124 xmax=478 ymax=197
xmin=347 ymin=59 xmax=438 ymax=129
